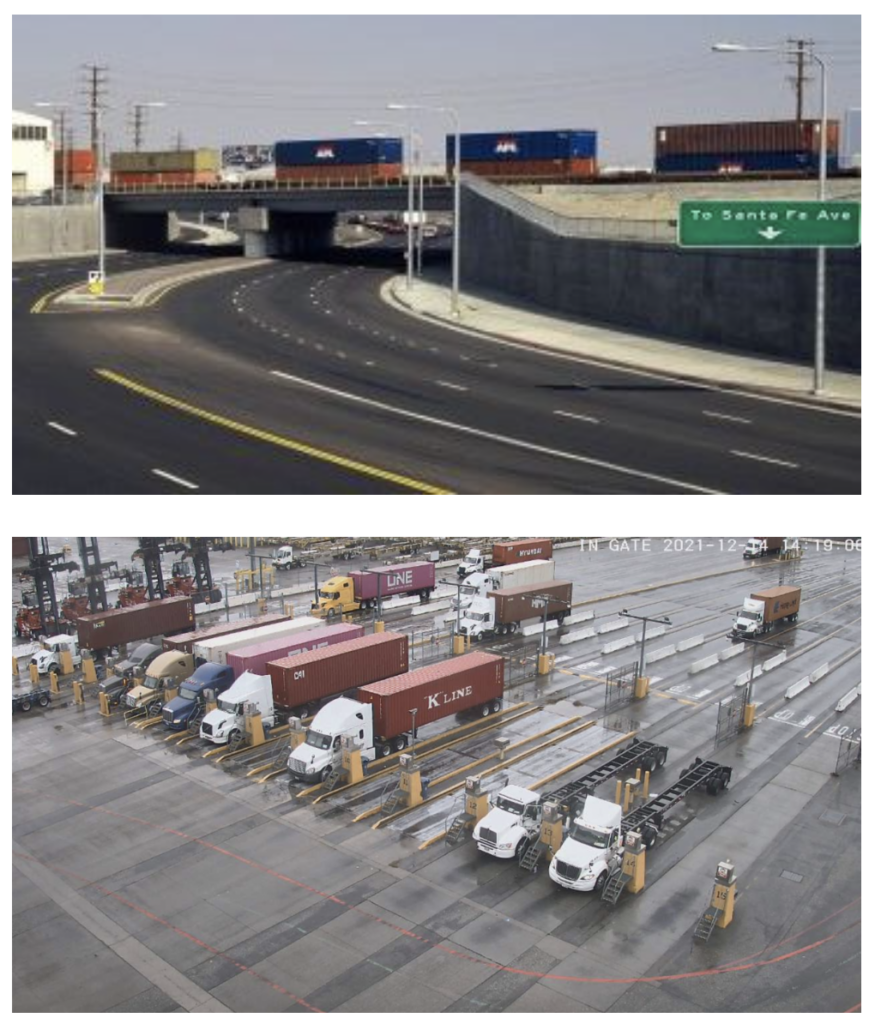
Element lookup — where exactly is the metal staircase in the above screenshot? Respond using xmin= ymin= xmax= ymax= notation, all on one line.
xmin=445 ymin=813 xmax=473 ymax=846
xmin=693 ymin=906 xmax=721 ymax=943
xmin=518 ymin=843 xmax=544 ymax=873
xmin=322 ymin=764 xmax=345 ymax=792
xmin=600 ymin=868 xmax=629 ymax=905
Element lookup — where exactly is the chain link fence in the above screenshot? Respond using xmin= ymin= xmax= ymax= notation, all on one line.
xmin=833 ymin=728 xmax=861 ymax=775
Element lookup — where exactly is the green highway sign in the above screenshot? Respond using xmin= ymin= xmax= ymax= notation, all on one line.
xmin=678 ymin=200 xmax=861 ymax=249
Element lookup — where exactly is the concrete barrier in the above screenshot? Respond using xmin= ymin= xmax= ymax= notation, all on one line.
xmin=597 ymin=619 xmax=626 ymax=634
xmin=718 ymin=644 xmax=745 ymax=661
xmin=560 ymin=627 xmax=596 ymax=645
xmin=677 ymin=634 xmax=705 ymax=652
xmin=689 ymin=652 xmax=720 ymax=675
xmin=735 ymin=665 xmax=764 ymax=686
xmin=647 ymin=644 xmax=677 ymax=663
xmin=835 ymin=685 xmax=860 ymax=712
xmin=522 ymin=620 xmax=559 ymax=637
xmin=635 ymin=625 xmax=665 ymax=642
xmin=784 ymin=676 xmax=811 ymax=700
xmin=412 ymin=600 xmax=451 ymax=616
xmin=602 ymin=636 xmax=635 ymax=655
xmin=763 ymin=651 xmax=787 ymax=672
xmin=810 ymin=662 xmax=830 ymax=683
xmin=566 ymin=610 xmax=595 ymax=626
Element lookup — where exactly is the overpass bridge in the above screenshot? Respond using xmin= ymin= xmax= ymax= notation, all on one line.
xmin=104 ymin=177 xmax=454 ymax=256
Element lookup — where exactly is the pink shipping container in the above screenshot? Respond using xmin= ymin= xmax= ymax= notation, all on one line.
xmin=350 ymin=562 xmax=436 ymax=601
xmin=268 ymin=631 xmax=409 ymax=711
xmin=163 ymin=612 xmax=291 ymax=654
xmin=357 ymin=652 xmax=504 ymax=739
xmin=228 ymin=622 xmax=364 ymax=678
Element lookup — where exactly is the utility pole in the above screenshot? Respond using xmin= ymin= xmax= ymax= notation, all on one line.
xmin=131 ymin=104 xmax=146 ymax=151
xmin=619 ymin=609 xmax=672 ymax=698
xmin=82 ymin=63 xmax=108 ymax=166
xmin=787 ymin=38 xmax=814 ymax=122
xmin=173 ymin=130 xmax=185 ymax=151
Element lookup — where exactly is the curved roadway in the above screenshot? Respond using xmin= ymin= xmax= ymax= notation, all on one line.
xmin=13 ymin=247 xmax=860 ymax=494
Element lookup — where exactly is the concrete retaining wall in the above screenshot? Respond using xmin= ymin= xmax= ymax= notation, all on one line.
xmin=13 ymin=205 xmax=99 ymax=260
xmin=460 ymin=184 xmax=861 ymax=369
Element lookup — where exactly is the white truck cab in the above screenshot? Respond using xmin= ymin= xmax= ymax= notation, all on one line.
xmin=549 ymin=796 xmax=624 ymax=892
xmin=451 ymin=572 xmax=488 ymax=611
xmin=199 ymin=671 xmax=275 ymax=745
xmin=458 ymin=596 xmax=496 ymax=639
xmin=458 ymin=548 xmax=487 ymax=577
xmin=288 ymin=697 xmax=375 ymax=783
xmin=31 ymin=634 xmax=82 ymax=675
xmin=473 ymin=785 xmax=542 ymax=858
xmin=733 ymin=597 xmax=766 ymax=638
xmin=273 ymin=546 xmax=298 ymax=570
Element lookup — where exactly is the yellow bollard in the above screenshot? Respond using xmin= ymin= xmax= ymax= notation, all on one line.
xmin=82 ymin=658 xmax=98 ymax=684
xmin=743 ymin=703 xmax=756 ymax=728
xmin=642 ymin=770 xmax=651 ymax=800
xmin=453 ymin=635 xmax=465 ymax=655
xmin=12 ymin=656 xmax=19 ymax=677
xmin=374 ymin=620 xmax=385 ymax=633
xmin=623 ymin=781 xmax=633 ymax=814
xmin=615 ymin=778 xmax=623 ymax=805
xmin=283 ymin=601 xmax=295 ymax=618
xmin=59 ymin=649 xmax=74 ymax=675
xmin=99 ymin=692 xmax=112 ymax=717
xmin=634 ymin=676 xmax=650 ymax=699
xmin=29 ymin=662 xmax=39 ymax=685
xmin=537 ymin=652 xmax=552 ymax=676
xmin=72 ymin=680 xmax=85 ymax=705
xmin=49 ymin=671 xmax=60 ymax=695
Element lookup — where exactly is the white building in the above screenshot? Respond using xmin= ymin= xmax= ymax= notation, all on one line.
xmin=12 ymin=109 xmax=54 ymax=195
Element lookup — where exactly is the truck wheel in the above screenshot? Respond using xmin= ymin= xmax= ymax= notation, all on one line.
xmin=515 ymin=836 xmax=530 ymax=858
xmin=557 ymin=614 xmax=566 ymax=626
xmin=491 ymin=700 xmax=501 ymax=714
xmin=378 ymin=741 xmax=392 ymax=759
xmin=320 ymin=766 xmax=332 ymax=783
xmin=643 ymin=756 xmax=658 ymax=774
xmin=642 ymin=826 xmax=658 ymax=849
xmin=707 ymin=778 xmax=719 ymax=796
xmin=38 ymin=694 xmax=50 ymax=707
xmin=48 ymin=663 xmax=59 ymax=675
xmin=480 ymin=703 xmax=492 ymax=717
xmin=656 ymin=748 xmax=668 ymax=768
xmin=19 ymin=698 xmax=32 ymax=712
xmin=393 ymin=735 xmax=407 ymax=752
xmin=594 ymin=870 xmax=608 ymax=891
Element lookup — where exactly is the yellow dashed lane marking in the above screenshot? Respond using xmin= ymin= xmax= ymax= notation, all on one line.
xmin=94 ymin=368 xmax=454 ymax=495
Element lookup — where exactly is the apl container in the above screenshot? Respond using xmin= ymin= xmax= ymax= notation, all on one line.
xmin=447 ymin=129 xmax=597 ymax=164
xmin=163 ymin=612 xmax=292 ymax=654
xmin=228 ymin=622 xmax=364 ymax=678
xmin=77 ymin=596 xmax=194 ymax=651
xmin=357 ymin=651 xmax=505 ymax=738
xmin=493 ymin=539 xmax=553 ymax=565
xmin=274 ymin=137 xmax=402 ymax=167
xmin=268 ymin=631 xmax=409 ymax=710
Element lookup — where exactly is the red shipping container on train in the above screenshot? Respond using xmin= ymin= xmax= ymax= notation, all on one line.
xmin=492 ymin=539 xmax=553 ymax=565
xmin=357 ymin=651 xmax=505 ymax=738
xmin=655 ymin=119 xmax=839 ymax=157
xmin=458 ymin=157 xmax=597 ymax=179
xmin=275 ymin=163 xmax=403 ymax=183
xmin=229 ymin=622 xmax=364 ymax=679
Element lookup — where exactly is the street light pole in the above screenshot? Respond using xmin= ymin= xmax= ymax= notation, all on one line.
xmin=619 ymin=610 xmax=672 ymax=683
xmin=726 ymin=632 xmax=783 ymax=725
xmin=416 ymin=139 xmax=425 ymax=276
xmin=96 ymin=106 xmax=105 ymax=288
xmin=712 ymin=41 xmax=830 ymax=395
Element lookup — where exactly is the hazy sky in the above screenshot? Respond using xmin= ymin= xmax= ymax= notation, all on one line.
xmin=12 ymin=15 xmax=860 ymax=165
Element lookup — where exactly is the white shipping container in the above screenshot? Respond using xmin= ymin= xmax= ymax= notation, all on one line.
xmin=193 ymin=616 xmax=322 ymax=665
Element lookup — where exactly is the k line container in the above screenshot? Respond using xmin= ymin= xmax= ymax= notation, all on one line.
xmin=488 ymin=580 xmax=573 ymax=623
xmin=350 ymin=562 xmax=435 ymax=600
xmin=192 ymin=617 xmax=322 ymax=665
xmin=357 ymin=652 xmax=505 ymax=738
xmin=492 ymin=539 xmax=553 ymax=565
xmin=268 ymin=631 xmax=409 ymax=709
xmin=751 ymin=586 xmax=802 ymax=623
xmin=274 ymin=137 xmax=402 ymax=167
xmin=228 ymin=622 xmax=364 ymax=678
xmin=77 ymin=596 xmax=195 ymax=651
xmin=163 ymin=612 xmax=291 ymax=654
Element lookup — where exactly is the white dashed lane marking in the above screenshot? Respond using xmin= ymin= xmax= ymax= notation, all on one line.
xmin=730 ymin=450 xmax=799 ymax=469
xmin=47 ymin=421 xmax=78 ymax=437
xmin=152 ymin=469 xmax=199 ymax=490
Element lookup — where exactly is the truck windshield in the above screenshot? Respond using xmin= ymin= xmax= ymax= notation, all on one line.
xmin=319 ymin=590 xmax=339 ymax=600
xmin=217 ymin=698 xmax=239 ymax=713
xmin=495 ymin=795 xmax=526 ymax=815
xmin=467 ymin=612 xmax=488 ymax=623
xmin=178 ymin=687 xmax=198 ymax=701
xmin=570 ymin=823 xmax=611 ymax=848
xmin=305 ymin=729 xmax=332 ymax=750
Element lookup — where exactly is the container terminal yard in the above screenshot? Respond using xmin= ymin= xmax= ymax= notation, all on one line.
xmin=12 ymin=537 xmax=861 ymax=1012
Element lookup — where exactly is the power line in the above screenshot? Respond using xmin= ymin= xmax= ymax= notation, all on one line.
xmin=82 ymin=62 xmax=108 ymax=162
xmin=786 ymin=38 xmax=814 ymax=121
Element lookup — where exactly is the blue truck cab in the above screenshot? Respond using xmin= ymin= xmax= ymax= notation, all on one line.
xmin=162 ymin=662 xmax=234 ymax=731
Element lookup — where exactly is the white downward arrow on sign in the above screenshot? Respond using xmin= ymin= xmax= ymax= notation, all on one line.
xmin=758 ymin=226 xmax=784 ymax=241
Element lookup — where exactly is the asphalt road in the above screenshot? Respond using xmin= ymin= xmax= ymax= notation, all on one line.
xmin=13 ymin=247 xmax=860 ymax=494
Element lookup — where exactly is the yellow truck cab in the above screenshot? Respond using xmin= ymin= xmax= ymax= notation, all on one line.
xmin=124 ymin=649 xmax=194 ymax=711
xmin=312 ymin=576 xmax=358 ymax=618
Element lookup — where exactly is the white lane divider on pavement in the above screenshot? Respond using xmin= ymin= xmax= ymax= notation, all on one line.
xmin=436 ymin=380 xmax=470 ymax=392
xmin=267 ymin=369 xmax=724 ymax=494
xmin=47 ymin=421 xmax=78 ymax=437
xmin=703 ymin=410 xmax=752 ymax=425
xmin=554 ymin=409 xmax=601 ymax=425
xmin=730 ymin=450 xmax=799 ymax=469
xmin=152 ymin=469 xmax=199 ymax=491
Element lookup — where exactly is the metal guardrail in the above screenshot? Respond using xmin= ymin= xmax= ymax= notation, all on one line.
xmin=105 ymin=175 xmax=451 ymax=195
xmin=461 ymin=173 xmax=675 ymax=242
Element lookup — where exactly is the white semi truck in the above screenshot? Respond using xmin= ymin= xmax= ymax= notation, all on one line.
xmin=451 ymin=560 xmax=556 ymax=613
xmin=30 ymin=634 xmax=83 ymax=675
xmin=458 ymin=580 xmax=572 ymax=640
xmin=199 ymin=671 xmax=276 ymax=746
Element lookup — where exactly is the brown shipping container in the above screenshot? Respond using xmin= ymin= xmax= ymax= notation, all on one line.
xmin=460 ymin=158 xmax=597 ymax=179
xmin=357 ymin=652 xmax=504 ymax=738
xmin=163 ymin=612 xmax=290 ymax=654
xmin=269 ymin=631 xmax=408 ymax=709
xmin=751 ymin=587 xmax=802 ymax=624
xmin=655 ymin=120 xmax=839 ymax=157
xmin=275 ymin=163 xmax=403 ymax=182
xmin=109 ymin=171 xmax=218 ymax=186
xmin=755 ymin=538 xmax=784 ymax=553
xmin=77 ymin=596 xmax=194 ymax=651
xmin=110 ymin=149 xmax=220 ymax=173
xmin=492 ymin=539 xmax=554 ymax=566
xmin=12 ymin=537 xmax=30 ymax=559
xmin=489 ymin=580 xmax=573 ymax=624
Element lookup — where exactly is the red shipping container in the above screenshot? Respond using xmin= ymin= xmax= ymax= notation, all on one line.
xmin=655 ymin=120 xmax=839 ymax=157
xmin=350 ymin=562 xmax=435 ymax=601
xmin=492 ymin=539 xmax=553 ymax=566
xmin=269 ymin=631 xmax=408 ymax=710
xmin=357 ymin=652 xmax=504 ymax=738
xmin=77 ymin=596 xmax=194 ymax=651
xmin=275 ymin=163 xmax=402 ymax=183
xmin=55 ymin=149 xmax=96 ymax=173
xmin=163 ymin=612 xmax=292 ymax=654
xmin=228 ymin=622 xmax=363 ymax=678
xmin=459 ymin=157 xmax=597 ymax=179
xmin=488 ymin=580 xmax=573 ymax=624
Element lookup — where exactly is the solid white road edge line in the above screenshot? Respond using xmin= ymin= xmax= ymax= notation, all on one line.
xmin=268 ymin=369 xmax=723 ymax=494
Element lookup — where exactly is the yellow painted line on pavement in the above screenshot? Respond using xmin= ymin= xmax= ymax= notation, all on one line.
xmin=30 ymin=282 xmax=79 ymax=314
xmin=94 ymin=368 xmax=454 ymax=495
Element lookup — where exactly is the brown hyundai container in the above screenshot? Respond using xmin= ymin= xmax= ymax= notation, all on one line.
xmin=357 ymin=652 xmax=504 ymax=738
xmin=492 ymin=539 xmax=554 ymax=566
xmin=751 ymin=586 xmax=802 ymax=624
xmin=655 ymin=119 xmax=839 ymax=156
xmin=268 ymin=631 xmax=409 ymax=710
xmin=488 ymin=580 xmax=573 ymax=624
xmin=163 ymin=612 xmax=290 ymax=654
xmin=77 ymin=596 xmax=195 ymax=651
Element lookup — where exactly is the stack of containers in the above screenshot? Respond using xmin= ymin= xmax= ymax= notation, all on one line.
xmin=446 ymin=129 xmax=598 ymax=179
xmin=227 ymin=622 xmax=364 ymax=678
xmin=109 ymin=149 xmax=220 ymax=186
xmin=273 ymin=137 xmax=403 ymax=182
xmin=55 ymin=149 xmax=97 ymax=188
xmin=654 ymin=119 xmax=840 ymax=175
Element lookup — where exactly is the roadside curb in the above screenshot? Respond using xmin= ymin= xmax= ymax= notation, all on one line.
xmin=383 ymin=278 xmax=861 ymax=415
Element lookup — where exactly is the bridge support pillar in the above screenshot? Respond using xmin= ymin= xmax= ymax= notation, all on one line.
xmin=239 ymin=206 xmax=335 ymax=259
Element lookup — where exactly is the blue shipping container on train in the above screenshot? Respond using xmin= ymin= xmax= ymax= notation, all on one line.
xmin=655 ymin=151 xmax=840 ymax=175
xmin=446 ymin=129 xmax=597 ymax=163
xmin=274 ymin=137 xmax=403 ymax=167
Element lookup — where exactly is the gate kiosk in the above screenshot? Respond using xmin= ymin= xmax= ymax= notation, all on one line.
xmin=694 ymin=859 xmax=738 ymax=942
